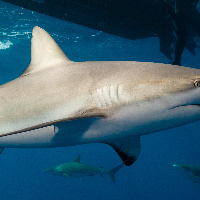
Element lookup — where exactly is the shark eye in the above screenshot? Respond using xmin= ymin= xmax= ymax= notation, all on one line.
xmin=194 ymin=79 xmax=200 ymax=87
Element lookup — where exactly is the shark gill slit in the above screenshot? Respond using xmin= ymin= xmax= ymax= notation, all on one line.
xmin=93 ymin=85 xmax=122 ymax=109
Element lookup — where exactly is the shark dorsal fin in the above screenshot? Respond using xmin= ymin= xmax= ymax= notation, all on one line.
xmin=73 ymin=154 xmax=81 ymax=163
xmin=20 ymin=26 xmax=70 ymax=77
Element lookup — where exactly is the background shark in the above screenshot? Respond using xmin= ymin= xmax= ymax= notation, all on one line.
xmin=43 ymin=154 xmax=124 ymax=183
xmin=173 ymin=164 xmax=200 ymax=183
xmin=1 ymin=26 xmax=200 ymax=166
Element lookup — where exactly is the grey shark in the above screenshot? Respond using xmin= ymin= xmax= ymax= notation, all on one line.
xmin=173 ymin=164 xmax=200 ymax=183
xmin=1 ymin=26 xmax=200 ymax=166
xmin=43 ymin=154 xmax=124 ymax=183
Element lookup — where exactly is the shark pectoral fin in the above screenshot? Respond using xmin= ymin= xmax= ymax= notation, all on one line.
xmin=106 ymin=136 xmax=141 ymax=166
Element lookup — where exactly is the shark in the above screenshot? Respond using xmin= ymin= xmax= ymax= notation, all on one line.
xmin=1 ymin=26 xmax=200 ymax=166
xmin=173 ymin=164 xmax=200 ymax=183
xmin=43 ymin=154 xmax=124 ymax=183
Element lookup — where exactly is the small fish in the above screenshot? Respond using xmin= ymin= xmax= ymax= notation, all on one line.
xmin=43 ymin=155 xmax=124 ymax=183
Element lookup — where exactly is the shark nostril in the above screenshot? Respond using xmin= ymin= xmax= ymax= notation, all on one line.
xmin=194 ymin=79 xmax=200 ymax=87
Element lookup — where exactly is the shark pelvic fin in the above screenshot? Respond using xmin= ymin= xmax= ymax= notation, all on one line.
xmin=73 ymin=154 xmax=81 ymax=163
xmin=106 ymin=136 xmax=141 ymax=166
xmin=21 ymin=26 xmax=70 ymax=77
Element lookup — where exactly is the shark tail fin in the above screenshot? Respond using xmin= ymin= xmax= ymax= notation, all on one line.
xmin=107 ymin=163 xmax=124 ymax=183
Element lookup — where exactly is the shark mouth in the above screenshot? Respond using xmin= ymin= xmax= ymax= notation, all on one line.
xmin=170 ymin=104 xmax=200 ymax=110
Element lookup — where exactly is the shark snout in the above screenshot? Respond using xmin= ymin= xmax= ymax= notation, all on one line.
xmin=43 ymin=168 xmax=54 ymax=174
xmin=43 ymin=168 xmax=50 ymax=173
xmin=173 ymin=164 xmax=180 ymax=169
xmin=173 ymin=164 xmax=190 ymax=172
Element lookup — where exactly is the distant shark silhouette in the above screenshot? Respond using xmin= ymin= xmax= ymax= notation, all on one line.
xmin=43 ymin=154 xmax=123 ymax=183
xmin=1 ymin=26 xmax=200 ymax=166
xmin=173 ymin=164 xmax=200 ymax=183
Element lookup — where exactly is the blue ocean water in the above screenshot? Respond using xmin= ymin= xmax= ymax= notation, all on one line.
xmin=0 ymin=1 xmax=200 ymax=200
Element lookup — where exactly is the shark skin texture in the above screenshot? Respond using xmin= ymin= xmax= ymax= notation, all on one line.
xmin=43 ymin=154 xmax=124 ymax=183
xmin=1 ymin=26 xmax=200 ymax=166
